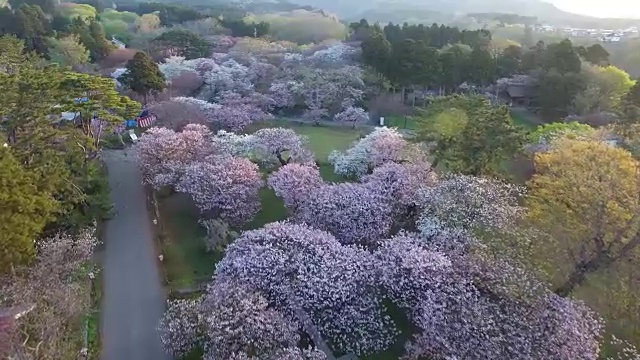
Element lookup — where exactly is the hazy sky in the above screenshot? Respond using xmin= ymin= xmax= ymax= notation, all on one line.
xmin=550 ymin=0 xmax=640 ymax=19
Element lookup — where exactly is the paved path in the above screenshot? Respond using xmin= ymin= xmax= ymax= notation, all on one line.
xmin=100 ymin=150 xmax=170 ymax=360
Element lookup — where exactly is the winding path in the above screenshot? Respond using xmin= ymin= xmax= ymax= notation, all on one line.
xmin=100 ymin=150 xmax=170 ymax=360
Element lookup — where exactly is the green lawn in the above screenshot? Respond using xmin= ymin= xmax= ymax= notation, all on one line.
xmin=385 ymin=115 xmax=418 ymax=130
xmin=157 ymin=193 xmax=219 ymax=290
xmin=158 ymin=121 xmax=360 ymax=290
xmin=385 ymin=111 xmax=540 ymax=131
xmin=246 ymin=120 xmax=367 ymax=162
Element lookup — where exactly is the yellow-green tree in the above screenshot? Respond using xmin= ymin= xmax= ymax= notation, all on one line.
xmin=415 ymin=95 xmax=525 ymax=177
xmin=527 ymin=138 xmax=640 ymax=296
xmin=0 ymin=148 xmax=57 ymax=273
xmin=573 ymin=64 xmax=636 ymax=115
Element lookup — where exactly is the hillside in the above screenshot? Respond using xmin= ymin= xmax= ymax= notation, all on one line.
xmin=288 ymin=0 xmax=640 ymax=28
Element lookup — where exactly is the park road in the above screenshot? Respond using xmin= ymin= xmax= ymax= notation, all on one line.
xmin=100 ymin=150 xmax=170 ymax=360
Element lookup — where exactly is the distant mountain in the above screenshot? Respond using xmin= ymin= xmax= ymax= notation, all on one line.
xmin=287 ymin=0 xmax=640 ymax=28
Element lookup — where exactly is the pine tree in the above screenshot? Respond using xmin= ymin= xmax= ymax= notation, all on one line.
xmin=119 ymin=51 xmax=166 ymax=103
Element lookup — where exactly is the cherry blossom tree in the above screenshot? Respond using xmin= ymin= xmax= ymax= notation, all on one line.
xmin=167 ymin=71 xmax=205 ymax=97
xmin=211 ymin=130 xmax=255 ymax=158
xmin=215 ymin=222 xmax=396 ymax=355
xmin=199 ymin=280 xmax=300 ymax=359
xmin=416 ymin=174 xmax=525 ymax=237
xmin=175 ymin=156 xmax=263 ymax=226
xmin=210 ymin=103 xmax=273 ymax=132
xmin=159 ymin=278 xmax=329 ymax=360
xmin=149 ymin=97 xmax=218 ymax=130
xmin=134 ymin=124 xmax=214 ymax=188
xmin=333 ymin=106 xmax=369 ymax=127
xmin=328 ymin=127 xmax=413 ymax=179
xmin=159 ymin=56 xmax=200 ymax=81
xmin=268 ymin=81 xmax=302 ymax=108
xmin=158 ymin=298 xmax=203 ymax=358
xmin=0 ymin=229 xmax=98 ymax=359
xmin=227 ymin=347 xmax=328 ymax=360
xmin=362 ymin=162 xmax=437 ymax=226
xmin=267 ymin=164 xmax=324 ymax=211
xmin=201 ymin=59 xmax=253 ymax=99
xmin=248 ymin=60 xmax=279 ymax=92
xmin=308 ymin=42 xmax=358 ymax=67
xmin=295 ymin=182 xmax=394 ymax=246
xmin=374 ymin=234 xmax=603 ymax=360
xmin=276 ymin=63 xmax=365 ymax=115
xmin=251 ymin=128 xmax=315 ymax=168
xmin=302 ymin=107 xmax=329 ymax=124
xmin=207 ymin=91 xmax=275 ymax=131
xmin=217 ymin=90 xmax=276 ymax=113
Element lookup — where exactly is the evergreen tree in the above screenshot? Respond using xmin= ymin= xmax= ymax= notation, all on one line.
xmin=0 ymin=147 xmax=58 ymax=273
xmin=361 ymin=25 xmax=391 ymax=76
xmin=153 ymin=29 xmax=211 ymax=59
xmin=87 ymin=19 xmax=112 ymax=61
xmin=119 ymin=51 xmax=166 ymax=103
xmin=543 ymin=39 xmax=581 ymax=74
xmin=497 ymin=45 xmax=523 ymax=77
xmin=584 ymin=44 xmax=610 ymax=66
xmin=47 ymin=35 xmax=90 ymax=69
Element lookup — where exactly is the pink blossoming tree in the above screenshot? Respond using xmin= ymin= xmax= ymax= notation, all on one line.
xmin=175 ymin=156 xmax=263 ymax=226
xmin=251 ymin=128 xmax=315 ymax=168
xmin=294 ymin=183 xmax=394 ymax=246
xmin=333 ymin=106 xmax=369 ymax=127
xmin=416 ymin=174 xmax=525 ymax=238
xmin=267 ymin=163 xmax=324 ymax=211
xmin=215 ymin=222 xmax=397 ymax=355
xmin=374 ymin=234 xmax=603 ymax=360
xmin=134 ymin=124 xmax=214 ymax=189
xmin=362 ymin=162 xmax=437 ymax=226
xmin=328 ymin=127 xmax=413 ymax=179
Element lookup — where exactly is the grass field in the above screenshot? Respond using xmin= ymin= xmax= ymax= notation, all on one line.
xmin=246 ymin=119 xmax=368 ymax=162
xmin=158 ymin=121 xmax=363 ymax=291
xmin=385 ymin=109 xmax=542 ymax=131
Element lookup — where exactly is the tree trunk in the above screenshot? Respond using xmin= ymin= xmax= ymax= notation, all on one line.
xmin=554 ymin=253 xmax=613 ymax=296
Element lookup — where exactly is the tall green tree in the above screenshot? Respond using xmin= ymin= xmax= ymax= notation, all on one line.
xmin=584 ymin=44 xmax=610 ymax=66
xmin=416 ymin=95 xmax=525 ymax=177
xmin=438 ymin=44 xmax=471 ymax=93
xmin=361 ymin=25 xmax=391 ymax=76
xmin=153 ymin=29 xmax=211 ymax=59
xmin=535 ymin=69 xmax=585 ymax=120
xmin=8 ymin=0 xmax=55 ymax=14
xmin=543 ymin=39 xmax=581 ymax=74
xmin=497 ymin=45 xmax=522 ymax=77
xmin=59 ymin=72 xmax=140 ymax=150
xmin=118 ymin=51 xmax=166 ymax=104
xmin=87 ymin=19 xmax=112 ymax=61
xmin=467 ymin=47 xmax=496 ymax=86
xmin=0 ymin=147 xmax=58 ymax=273
xmin=47 ymin=35 xmax=90 ymax=69
xmin=573 ymin=65 xmax=635 ymax=115
xmin=14 ymin=4 xmax=51 ymax=54
xmin=0 ymin=36 xmax=134 ymax=236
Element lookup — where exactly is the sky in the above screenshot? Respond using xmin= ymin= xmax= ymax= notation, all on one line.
xmin=549 ymin=0 xmax=640 ymax=19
